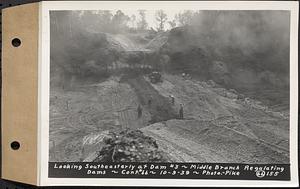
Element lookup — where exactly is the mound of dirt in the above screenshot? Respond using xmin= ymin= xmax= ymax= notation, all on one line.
xmin=93 ymin=129 xmax=172 ymax=162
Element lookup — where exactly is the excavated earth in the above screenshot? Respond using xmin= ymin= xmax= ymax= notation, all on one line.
xmin=49 ymin=73 xmax=289 ymax=163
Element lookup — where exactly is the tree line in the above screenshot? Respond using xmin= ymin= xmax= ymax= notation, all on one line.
xmin=50 ymin=9 xmax=210 ymax=34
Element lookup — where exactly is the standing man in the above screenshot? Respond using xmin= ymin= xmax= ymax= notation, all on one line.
xmin=170 ymin=95 xmax=175 ymax=105
xmin=66 ymin=99 xmax=70 ymax=110
xmin=137 ymin=104 xmax=142 ymax=119
xmin=179 ymin=104 xmax=184 ymax=119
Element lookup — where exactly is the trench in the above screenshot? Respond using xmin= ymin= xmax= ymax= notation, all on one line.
xmin=121 ymin=75 xmax=178 ymax=124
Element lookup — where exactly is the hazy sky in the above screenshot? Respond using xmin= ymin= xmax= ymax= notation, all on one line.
xmin=111 ymin=10 xmax=178 ymax=29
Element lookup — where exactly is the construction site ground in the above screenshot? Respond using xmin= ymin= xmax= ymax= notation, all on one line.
xmin=49 ymin=73 xmax=289 ymax=163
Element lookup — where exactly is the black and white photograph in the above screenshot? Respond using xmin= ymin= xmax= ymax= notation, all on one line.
xmin=49 ymin=8 xmax=291 ymax=165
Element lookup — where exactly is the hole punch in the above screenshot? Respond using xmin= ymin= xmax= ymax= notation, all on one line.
xmin=11 ymin=38 xmax=21 ymax=47
xmin=10 ymin=141 xmax=20 ymax=150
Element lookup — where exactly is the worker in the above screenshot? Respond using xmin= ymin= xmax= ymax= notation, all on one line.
xmin=137 ymin=104 xmax=142 ymax=119
xmin=148 ymin=96 xmax=152 ymax=107
xmin=66 ymin=99 xmax=70 ymax=110
xmin=179 ymin=104 xmax=184 ymax=119
xmin=170 ymin=95 xmax=175 ymax=105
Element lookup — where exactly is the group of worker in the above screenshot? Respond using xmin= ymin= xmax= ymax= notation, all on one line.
xmin=136 ymin=95 xmax=184 ymax=119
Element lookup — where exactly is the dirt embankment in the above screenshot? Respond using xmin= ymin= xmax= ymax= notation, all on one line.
xmin=140 ymin=73 xmax=289 ymax=163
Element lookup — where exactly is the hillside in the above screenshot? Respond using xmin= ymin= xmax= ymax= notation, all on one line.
xmin=157 ymin=25 xmax=289 ymax=106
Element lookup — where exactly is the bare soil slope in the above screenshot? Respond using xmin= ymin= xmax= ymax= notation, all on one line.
xmin=140 ymin=74 xmax=289 ymax=163
xmin=49 ymin=77 xmax=151 ymax=161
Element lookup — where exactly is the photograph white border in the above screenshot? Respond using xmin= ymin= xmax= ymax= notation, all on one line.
xmin=38 ymin=1 xmax=299 ymax=187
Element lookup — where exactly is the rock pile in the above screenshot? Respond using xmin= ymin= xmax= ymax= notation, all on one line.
xmin=93 ymin=129 xmax=172 ymax=162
